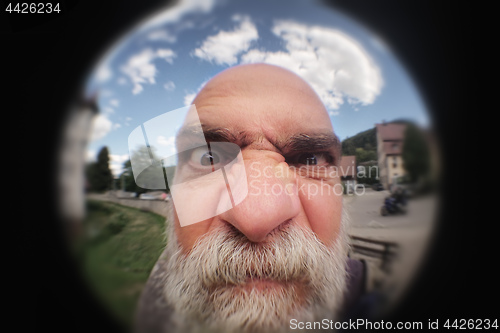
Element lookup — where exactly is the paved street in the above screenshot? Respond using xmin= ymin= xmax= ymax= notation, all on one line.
xmin=344 ymin=187 xmax=439 ymax=313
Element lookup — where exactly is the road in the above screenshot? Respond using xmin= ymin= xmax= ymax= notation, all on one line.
xmin=343 ymin=187 xmax=439 ymax=313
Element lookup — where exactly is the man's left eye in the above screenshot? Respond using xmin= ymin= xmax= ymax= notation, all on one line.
xmin=190 ymin=147 xmax=221 ymax=166
xmin=294 ymin=153 xmax=332 ymax=166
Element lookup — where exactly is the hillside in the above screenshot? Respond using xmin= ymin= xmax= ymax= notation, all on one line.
xmin=341 ymin=128 xmax=377 ymax=157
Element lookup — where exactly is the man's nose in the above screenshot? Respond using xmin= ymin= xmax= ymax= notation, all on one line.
xmin=220 ymin=150 xmax=300 ymax=242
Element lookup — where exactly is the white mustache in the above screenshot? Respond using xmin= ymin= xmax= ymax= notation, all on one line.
xmin=179 ymin=223 xmax=338 ymax=288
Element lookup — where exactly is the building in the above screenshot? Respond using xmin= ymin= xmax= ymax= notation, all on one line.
xmin=375 ymin=122 xmax=407 ymax=189
xmin=339 ymin=155 xmax=356 ymax=193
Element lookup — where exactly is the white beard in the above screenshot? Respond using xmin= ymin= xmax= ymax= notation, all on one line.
xmin=160 ymin=209 xmax=350 ymax=333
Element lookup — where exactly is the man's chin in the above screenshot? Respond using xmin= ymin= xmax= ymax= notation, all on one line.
xmin=216 ymin=278 xmax=309 ymax=306
xmin=200 ymin=280 xmax=308 ymax=333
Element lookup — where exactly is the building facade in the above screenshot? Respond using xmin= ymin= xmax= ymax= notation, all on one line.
xmin=375 ymin=123 xmax=407 ymax=189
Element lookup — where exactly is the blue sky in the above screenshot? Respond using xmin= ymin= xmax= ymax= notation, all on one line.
xmin=84 ymin=0 xmax=429 ymax=176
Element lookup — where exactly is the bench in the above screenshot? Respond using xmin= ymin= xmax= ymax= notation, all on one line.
xmin=348 ymin=235 xmax=399 ymax=273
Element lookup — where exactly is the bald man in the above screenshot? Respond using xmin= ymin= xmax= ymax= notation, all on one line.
xmin=135 ymin=64 xmax=369 ymax=333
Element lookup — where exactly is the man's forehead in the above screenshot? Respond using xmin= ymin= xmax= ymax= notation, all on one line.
xmin=190 ymin=64 xmax=335 ymax=145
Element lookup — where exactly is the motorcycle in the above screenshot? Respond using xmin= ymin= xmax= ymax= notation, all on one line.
xmin=380 ymin=196 xmax=407 ymax=216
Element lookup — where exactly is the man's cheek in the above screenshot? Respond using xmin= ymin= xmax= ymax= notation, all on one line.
xmin=298 ymin=178 xmax=343 ymax=246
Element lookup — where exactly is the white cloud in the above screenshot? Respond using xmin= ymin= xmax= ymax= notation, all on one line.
xmin=86 ymin=150 xmax=96 ymax=163
xmin=240 ymin=20 xmax=383 ymax=111
xmin=157 ymin=135 xmax=175 ymax=146
xmin=110 ymin=154 xmax=129 ymax=164
xmin=164 ymin=81 xmax=176 ymax=91
xmin=109 ymin=99 xmax=120 ymax=107
xmin=113 ymin=123 xmax=122 ymax=130
xmin=120 ymin=48 xmax=177 ymax=95
xmin=125 ymin=116 xmax=133 ymax=121
xmin=95 ymin=63 xmax=112 ymax=82
xmin=138 ymin=0 xmax=217 ymax=32
xmin=109 ymin=164 xmax=123 ymax=177
xmin=193 ymin=15 xmax=258 ymax=66
xmin=109 ymin=154 xmax=130 ymax=177
xmin=183 ymin=92 xmax=196 ymax=106
xmin=157 ymin=48 xmax=176 ymax=63
xmin=147 ymin=29 xmax=177 ymax=43
xmin=90 ymin=114 xmax=113 ymax=141
xmin=157 ymin=135 xmax=176 ymax=154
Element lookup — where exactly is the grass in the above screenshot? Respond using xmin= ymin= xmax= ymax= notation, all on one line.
xmin=74 ymin=200 xmax=167 ymax=332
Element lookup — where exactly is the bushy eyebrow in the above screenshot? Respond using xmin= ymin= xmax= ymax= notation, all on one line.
xmin=279 ymin=133 xmax=341 ymax=153
xmin=278 ymin=133 xmax=341 ymax=165
xmin=176 ymin=124 xmax=340 ymax=159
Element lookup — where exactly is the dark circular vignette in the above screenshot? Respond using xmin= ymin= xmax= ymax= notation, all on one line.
xmin=326 ymin=0 xmax=492 ymax=325
xmin=6 ymin=1 xmax=485 ymax=332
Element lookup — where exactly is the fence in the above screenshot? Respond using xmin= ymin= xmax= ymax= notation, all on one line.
xmin=87 ymin=192 xmax=170 ymax=218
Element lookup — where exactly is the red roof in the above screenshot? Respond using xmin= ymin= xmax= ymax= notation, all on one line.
xmin=339 ymin=155 xmax=356 ymax=178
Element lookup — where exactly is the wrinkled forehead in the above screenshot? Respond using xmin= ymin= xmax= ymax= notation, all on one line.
xmin=189 ymin=69 xmax=334 ymax=139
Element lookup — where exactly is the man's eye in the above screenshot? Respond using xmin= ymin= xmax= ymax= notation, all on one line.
xmin=295 ymin=153 xmax=332 ymax=166
xmin=190 ymin=147 xmax=220 ymax=166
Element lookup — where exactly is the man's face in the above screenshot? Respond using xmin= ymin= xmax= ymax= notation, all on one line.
xmin=175 ymin=64 xmax=343 ymax=251
xmin=164 ymin=64 xmax=347 ymax=332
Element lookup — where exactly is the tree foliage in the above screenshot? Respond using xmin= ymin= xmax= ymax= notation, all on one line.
xmin=402 ymin=124 xmax=431 ymax=183
xmin=341 ymin=128 xmax=377 ymax=156
xmin=86 ymin=146 xmax=114 ymax=193
xmin=355 ymin=147 xmax=377 ymax=164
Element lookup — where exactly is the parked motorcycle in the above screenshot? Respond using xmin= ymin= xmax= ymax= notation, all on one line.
xmin=380 ymin=195 xmax=407 ymax=216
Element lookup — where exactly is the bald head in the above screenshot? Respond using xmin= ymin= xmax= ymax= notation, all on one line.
xmin=193 ymin=64 xmax=330 ymax=125
xmin=189 ymin=63 xmax=334 ymax=147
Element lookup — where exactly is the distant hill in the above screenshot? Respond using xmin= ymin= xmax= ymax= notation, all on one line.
xmin=341 ymin=128 xmax=376 ymax=156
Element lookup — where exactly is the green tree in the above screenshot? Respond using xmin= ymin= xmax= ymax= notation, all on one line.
xmin=86 ymin=146 xmax=114 ymax=192
xmin=355 ymin=147 xmax=377 ymax=164
xmin=119 ymin=160 xmax=148 ymax=195
xmin=342 ymin=137 xmax=356 ymax=156
xmin=122 ymin=144 xmax=174 ymax=193
xmin=402 ymin=124 xmax=430 ymax=183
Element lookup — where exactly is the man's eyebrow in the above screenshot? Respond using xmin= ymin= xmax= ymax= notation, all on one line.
xmin=279 ymin=133 xmax=341 ymax=155
xmin=176 ymin=125 xmax=238 ymax=143
xmin=176 ymin=125 xmax=340 ymax=156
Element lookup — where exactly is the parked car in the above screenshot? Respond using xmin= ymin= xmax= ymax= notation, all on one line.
xmin=372 ymin=183 xmax=384 ymax=191
xmin=139 ymin=191 xmax=167 ymax=200
xmin=355 ymin=184 xmax=365 ymax=191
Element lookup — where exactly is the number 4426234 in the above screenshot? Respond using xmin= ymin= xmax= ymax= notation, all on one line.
xmin=5 ymin=3 xmax=60 ymax=14
xmin=444 ymin=319 xmax=498 ymax=330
